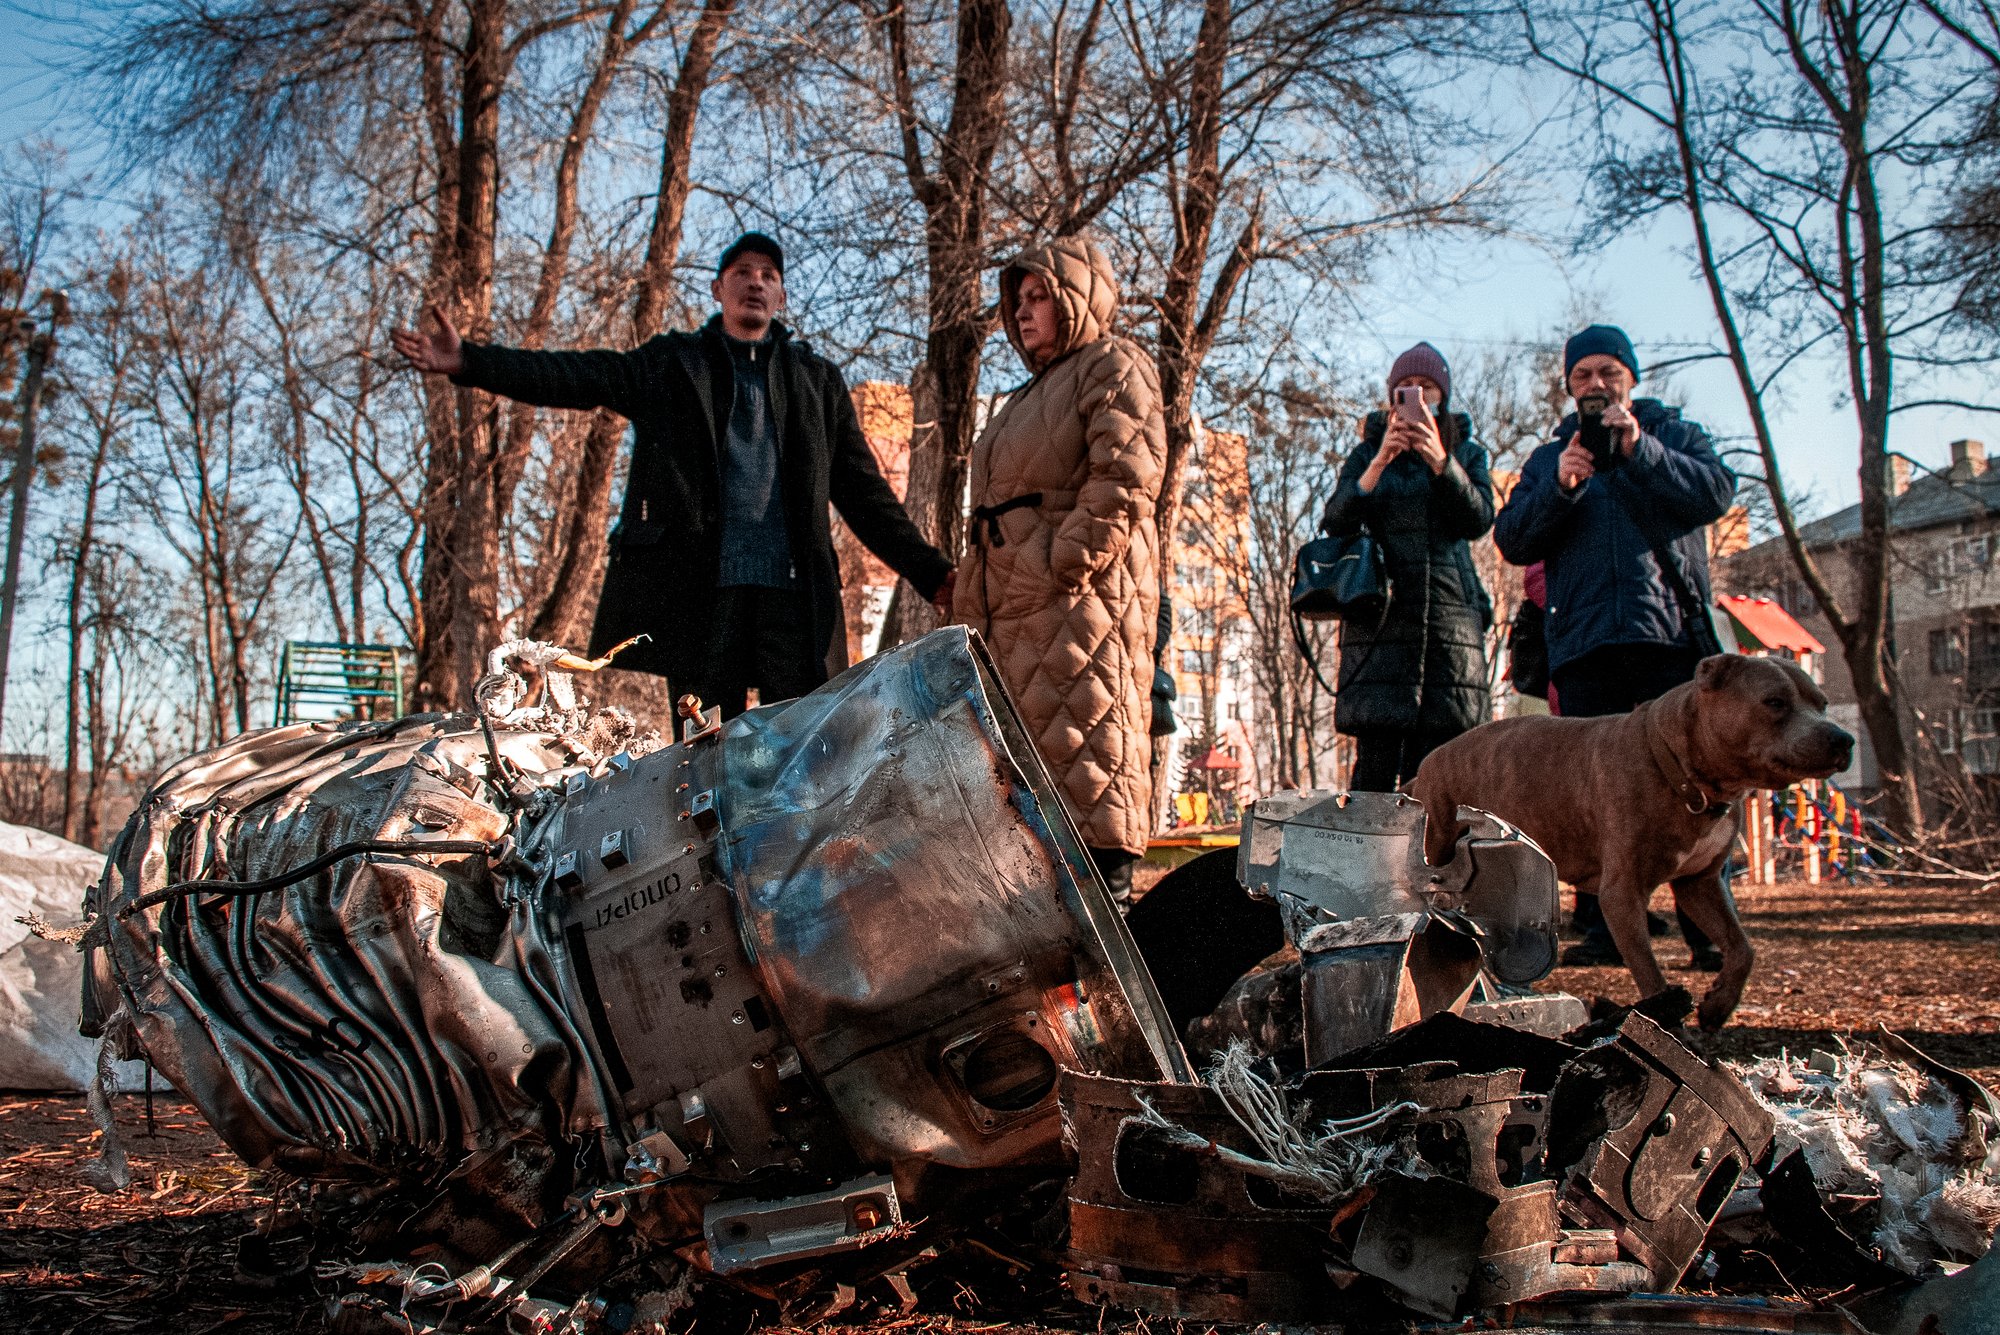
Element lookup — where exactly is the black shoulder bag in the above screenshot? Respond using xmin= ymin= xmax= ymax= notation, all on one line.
xmin=1289 ymin=530 xmax=1396 ymax=697
xmin=1290 ymin=530 xmax=1390 ymax=623
xmin=1509 ymin=599 xmax=1550 ymax=699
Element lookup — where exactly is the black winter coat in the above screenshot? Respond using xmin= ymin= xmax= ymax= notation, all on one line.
xmin=1321 ymin=411 xmax=1496 ymax=737
xmin=453 ymin=317 xmax=953 ymax=688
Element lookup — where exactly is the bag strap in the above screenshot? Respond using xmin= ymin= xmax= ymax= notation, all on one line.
xmin=1603 ymin=472 xmax=1724 ymax=657
xmin=1291 ymin=609 xmax=1339 ymax=697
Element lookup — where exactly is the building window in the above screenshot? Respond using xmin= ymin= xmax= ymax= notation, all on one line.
xmin=1926 ymin=535 xmax=1997 ymax=593
xmin=1932 ymin=626 xmax=1967 ymax=676
xmin=1972 ymin=619 xmax=2000 ymax=685
xmin=1958 ymin=704 xmax=2000 ymax=775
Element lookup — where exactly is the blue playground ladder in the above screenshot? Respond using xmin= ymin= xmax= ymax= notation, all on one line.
xmin=275 ymin=641 xmax=408 ymax=725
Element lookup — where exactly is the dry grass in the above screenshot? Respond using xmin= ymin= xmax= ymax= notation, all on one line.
xmin=1542 ymin=876 xmax=2000 ymax=1091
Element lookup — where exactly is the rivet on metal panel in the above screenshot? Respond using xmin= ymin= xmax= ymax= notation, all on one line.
xmin=598 ymin=829 xmax=628 ymax=870
xmin=731 ymin=1011 xmax=746 ymax=1025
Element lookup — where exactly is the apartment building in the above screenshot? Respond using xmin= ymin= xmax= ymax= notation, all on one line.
xmin=1722 ymin=439 xmax=2000 ymax=787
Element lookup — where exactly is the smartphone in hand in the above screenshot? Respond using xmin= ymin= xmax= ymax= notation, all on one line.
xmin=1576 ymin=406 xmax=1618 ymax=470
xmin=1394 ymin=384 xmax=1429 ymax=426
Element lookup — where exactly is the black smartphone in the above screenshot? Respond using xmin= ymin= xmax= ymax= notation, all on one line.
xmin=1576 ymin=398 xmax=1619 ymax=470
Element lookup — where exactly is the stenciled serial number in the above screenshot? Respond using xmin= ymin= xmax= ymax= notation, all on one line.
xmin=593 ymin=871 xmax=683 ymax=928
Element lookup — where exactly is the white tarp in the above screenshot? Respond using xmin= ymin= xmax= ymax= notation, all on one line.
xmin=0 ymin=820 xmax=125 ymax=1090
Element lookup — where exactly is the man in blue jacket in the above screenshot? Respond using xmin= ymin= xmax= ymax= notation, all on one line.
xmin=1495 ymin=324 xmax=1736 ymax=964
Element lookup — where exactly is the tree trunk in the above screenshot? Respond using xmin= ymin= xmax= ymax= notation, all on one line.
xmin=881 ymin=0 xmax=1013 ymax=651
xmin=1809 ymin=0 xmax=1921 ymax=833
xmin=416 ymin=0 xmax=512 ymax=710
xmin=492 ymin=0 xmax=645 ymax=524
xmin=529 ymin=0 xmax=735 ymax=649
xmin=62 ymin=399 xmax=113 ymax=842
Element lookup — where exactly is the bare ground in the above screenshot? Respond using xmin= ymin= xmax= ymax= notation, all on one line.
xmin=0 ymin=876 xmax=1992 ymax=1332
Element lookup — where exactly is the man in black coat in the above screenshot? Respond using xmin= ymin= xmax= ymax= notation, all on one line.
xmin=393 ymin=233 xmax=954 ymax=718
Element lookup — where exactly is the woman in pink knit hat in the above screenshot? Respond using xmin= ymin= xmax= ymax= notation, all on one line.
xmin=1319 ymin=342 xmax=1496 ymax=791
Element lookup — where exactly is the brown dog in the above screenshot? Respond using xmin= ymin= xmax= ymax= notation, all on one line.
xmin=1409 ymin=654 xmax=1854 ymax=1030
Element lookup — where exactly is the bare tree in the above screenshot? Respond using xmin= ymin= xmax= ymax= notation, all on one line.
xmin=100 ymin=0 xmax=743 ymax=707
xmin=1924 ymin=2 xmax=2000 ymax=335
xmin=857 ymin=0 xmax=1015 ymax=648
xmin=0 ymin=150 xmax=72 ymax=744
xmin=1520 ymin=0 xmax=2000 ymax=832
xmin=49 ymin=254 xmax=141 ymax=840
xmin=528 ymin=0 xmax=739 ymax=647
xmin=1215 ymin=375 xmax=1344 ymax=789
xmin=1132 ymin=1 xmax=1504 ymax=585
xmin=122 ymin=221 xmax=299 ymax=743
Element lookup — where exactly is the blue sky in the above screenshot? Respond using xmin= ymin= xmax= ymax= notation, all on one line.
xmin=3 ymin=1 xmax=1993 ymax=524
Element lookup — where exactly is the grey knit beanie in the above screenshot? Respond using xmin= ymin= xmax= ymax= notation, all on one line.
xmin=1388 ymin=342 xmax=1450 ymax=406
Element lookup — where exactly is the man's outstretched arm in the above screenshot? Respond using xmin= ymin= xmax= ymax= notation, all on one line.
xmin=392 ymin=304 xmax=652 ymax=419
xmin=825 ymin=373 xmax=954 ymax=603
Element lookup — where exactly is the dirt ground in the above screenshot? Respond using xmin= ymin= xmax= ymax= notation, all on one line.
xmin=0 ymin=875 xmax=1993 ymax=1333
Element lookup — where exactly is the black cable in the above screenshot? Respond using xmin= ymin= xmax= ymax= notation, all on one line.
xmin=117 ymin=838 xmax=499 ymax=920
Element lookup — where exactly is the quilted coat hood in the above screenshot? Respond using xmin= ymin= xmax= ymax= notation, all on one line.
xmin=1000 ymin=236 xmax=1121 ymax=371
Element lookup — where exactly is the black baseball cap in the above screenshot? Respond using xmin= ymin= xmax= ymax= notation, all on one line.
xmin=718 ymin=231 xmax=784 ymax=278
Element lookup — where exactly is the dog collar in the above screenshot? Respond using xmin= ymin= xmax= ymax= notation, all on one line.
xmin=1641 ymin=699 xmax=1732 ymax=817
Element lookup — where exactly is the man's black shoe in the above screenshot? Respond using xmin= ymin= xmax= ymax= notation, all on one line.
xmin=1560 ymin=936 xmax=1625 ymax=967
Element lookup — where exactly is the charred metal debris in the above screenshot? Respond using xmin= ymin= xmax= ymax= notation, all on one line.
xmin=65 ymin=630 xmax=1997 ymax=1333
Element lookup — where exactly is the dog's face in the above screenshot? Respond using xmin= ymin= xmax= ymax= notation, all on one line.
xmin=1694 ymin=654 xmax=1856 ymax=787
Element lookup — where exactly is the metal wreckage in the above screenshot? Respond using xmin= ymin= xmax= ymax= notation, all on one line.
xmin=67 ymin=629 xmax=1998 ymax=1333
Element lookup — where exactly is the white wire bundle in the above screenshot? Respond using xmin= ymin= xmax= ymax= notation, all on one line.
xmin=1130 ymin=1039 xmax=1419 ymax=1203
xmin=1733 ymin=1045 xmax=2000 ymax=1269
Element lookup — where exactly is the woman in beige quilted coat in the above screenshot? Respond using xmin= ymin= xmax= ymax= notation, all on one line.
xmin=951 ymin=236 xmax=1166 ymax=902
